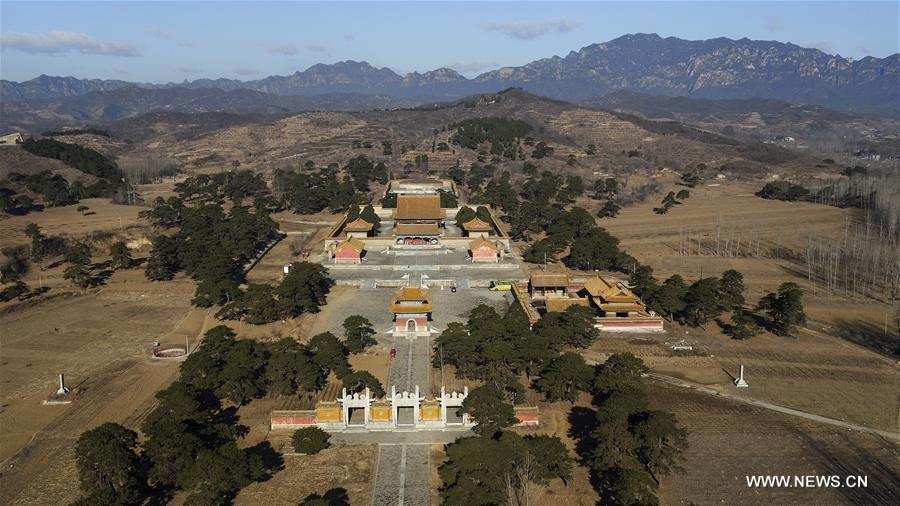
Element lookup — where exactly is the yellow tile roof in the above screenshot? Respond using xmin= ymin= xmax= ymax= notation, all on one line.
xmin=391 ymin=286 xmax=433 ymax=313
xmin=469 ymin=236 xmax=498 ymax=251
xmin=336 ymin=237 xmax=366 ymax=253
xmin=530 ymin=272 xmax=570 ymax=288
xmin=393 ymin=194 xmax=445 ymax=220
xmin=583 ymin=275 xmax=641 ymax=303
xmin=394 ymin=223 xmax=441 ymax=235
xmin=462 ymin=217 xmax=492 ymax=232
xmin=344 ymin=218 xmax=374 ymax=232
xmin=545 ymin=297 xmax=591 ymax=313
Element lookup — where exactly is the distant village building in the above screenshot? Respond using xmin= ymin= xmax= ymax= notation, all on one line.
xmin=344 ymin=218 xmax=374 ymax=238
xmin=0 ymin=133 xmax=24 ymax=146
xmin=461 ymin=217 xmax=493 ymax=237
xmin=469 ymin=236 xmax=500 ymax=263
xmin=391 ymin=286 xmax=433 ymax=335
xmin=333 ymin=237 xmax=365 ymax=264
xmin=852 ymin=150 xmax=881 ymax=161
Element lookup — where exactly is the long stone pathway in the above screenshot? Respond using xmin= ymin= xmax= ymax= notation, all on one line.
xmin=372 ymin=444 xmax=430 ymax=506
xmin=371 ymin=333 xmax=435 ymax=505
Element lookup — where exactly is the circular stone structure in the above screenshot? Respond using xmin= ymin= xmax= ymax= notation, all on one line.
xmin=152 ymin=344 xmax=188 ymax=359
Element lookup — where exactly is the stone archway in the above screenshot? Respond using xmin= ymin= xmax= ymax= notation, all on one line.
xmin=406 ymin=319 xmax=417 ymax=332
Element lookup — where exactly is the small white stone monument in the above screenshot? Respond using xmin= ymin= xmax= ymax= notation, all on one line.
xmin=734 ymin=365 xmax=749 ymax=388
xmin=56 ymin=372 xmax=70 ymax=396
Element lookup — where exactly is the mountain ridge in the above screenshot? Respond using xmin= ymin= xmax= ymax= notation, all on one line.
xmin=2 ymin=34 xmax=898 ymax=116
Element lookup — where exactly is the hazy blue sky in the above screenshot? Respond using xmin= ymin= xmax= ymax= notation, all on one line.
xmin=2 ymin=1 xmax=898 ymax=82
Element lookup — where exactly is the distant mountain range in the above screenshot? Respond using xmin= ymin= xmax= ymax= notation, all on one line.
xmin=2 ymin=34 xmax=898 ymax=118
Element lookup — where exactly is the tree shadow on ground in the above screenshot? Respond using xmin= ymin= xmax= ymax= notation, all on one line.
xmin=789 ymin=426 xmax=900 ymax=505
xmin=568 ymin=405 xmax=596 ymax=465
xmin=246 ymin=440 xmax=284 ymax=481
xmin=89 ymin=269 xmax=115 ymax=287
xmin=830 ymin=318 xmax=899 ymax=358
xmin=300 ymin=487 xmax=350 ymax=505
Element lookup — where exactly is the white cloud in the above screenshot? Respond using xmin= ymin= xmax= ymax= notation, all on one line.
xmin=306 ymin=44 xmax=329 ymax=55
xmin=233 ymin=67 xmax=260 ymax=76
xmin=1 ymin=31 xmax=141 ymax=56
xmin=483 ymin=17 xmax=579 ymax=40
xmin=765 ymin=16 xmax=783 ymax=32
xmin=267 ymin=44 xmax=298 ymax=56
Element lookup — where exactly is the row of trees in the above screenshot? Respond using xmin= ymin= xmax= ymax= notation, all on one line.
xmin=434 ymin=303 xmax=598 ymax=404
xmin=21 ymin=137 xmax=124 ymax=182
xmin=435 ymin=298 xmax=586 ymax=504
xmin=630 ymin=266 xmax=806 ymax=337
xmin=652 ymin=190 xmax=690 ymax=215
xmin=578 ymin=353 xmax=688 ymax=505
xmin=73 ymin=320 xmax=381 ymax=504
xmin=215 ymin=262 xmax=334 ymax=324
xmin=143 ymin=203 xmax=279 ymax=307
xmin=454 ymin=354 xmax=689 ymax=505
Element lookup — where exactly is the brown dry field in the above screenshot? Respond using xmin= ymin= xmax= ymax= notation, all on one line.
xmin=235 ymin=443 xmax=378 ymax=505
xmin=597 ymin=180 xmax=892 ymax=334
xmin=501 ymin=384 xmax=899 ymax=506
xmin=246 ymin=210 xmax=339 ymax=285
xmin=576 ymin=181 xmax=900 ymax=432
xmin=0 ymin=271 xmax=209 ymax=505
xmin=0 ymin=197 xmax=146 ymax=245
xmin=228 ymin=351 xmax=388 ymax=506
xmin=650 ymin=383 xmax=899 ymax=505
xmin=0 ymin=189 xmax=363 ymax=504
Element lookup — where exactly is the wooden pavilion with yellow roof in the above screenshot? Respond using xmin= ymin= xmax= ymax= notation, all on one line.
xmin=343 ymin=218 xmax=374 ymax=238
xmin=580 ymin=274 xmax=664 ymax=332
xmin=461 ymin=217 xmax=493 ymax=236
xmin=332 ymin=237 xmax=366 ymax=264
xmin=390 ymin=286 xmax=433 ymax=335
xmin=392 ymin=194 xmax=445 ymax=224
xmin=392 ymin=194 xmax=446 ymax=246
xmin=469 ymin=236 xmax=500 ymax=263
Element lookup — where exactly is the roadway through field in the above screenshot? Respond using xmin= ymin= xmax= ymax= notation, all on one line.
xmin=372 ymin=335 xmax=434 ymax=505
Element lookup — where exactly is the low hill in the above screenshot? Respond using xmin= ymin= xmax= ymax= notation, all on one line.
xmin=585 ymin=90 xmax=900 ymax=154
xmin=104 ymin=88 xmax=827 ymax=178
xmin=0 ymin=86 xmax=418 ymax=133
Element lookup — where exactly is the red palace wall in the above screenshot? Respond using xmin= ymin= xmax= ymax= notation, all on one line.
xmin=335 ymin=249 xmax=361 ymax=263
xmin=472 ymin=247 xmax=498 ymax=262
xmin=271 ymin=412 xmax=316 ymax=429
xmin=395 ymin=316 xmax=428 ymax=332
